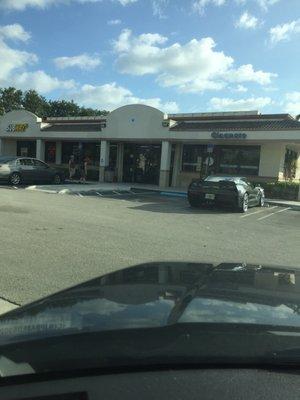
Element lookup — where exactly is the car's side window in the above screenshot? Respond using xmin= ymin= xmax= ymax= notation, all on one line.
xmin=33 ymin=159 xmax=48 ymax=168
xmin=19 ymin=159 xmax=34 ymax=166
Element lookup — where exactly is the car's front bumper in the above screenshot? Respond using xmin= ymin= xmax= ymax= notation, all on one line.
xmin=0 ymin=171 xmax=10 ymax=181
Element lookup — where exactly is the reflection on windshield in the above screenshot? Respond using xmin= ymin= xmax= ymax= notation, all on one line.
xmin=0 ymin=262 xmax=299 ymax=344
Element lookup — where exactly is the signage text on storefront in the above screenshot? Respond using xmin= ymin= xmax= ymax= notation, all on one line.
xmin=211 ymin=131 xmax=247 ymax=139
xmin=6 ymin=123 xmax=29 ymax=133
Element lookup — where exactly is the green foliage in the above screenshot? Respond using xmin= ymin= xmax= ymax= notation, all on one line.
xmin=0 ymin=87 xmax=23 ymax=114
xmin=284 ymin=149 xmax=297 ymax=180
xmin=22 ymin=90 xmax=50 ymax=117
xmin=0 ymin=86 xmax=108 ymax=117
xmin=255 ymin=181 xmax=300 ymax=200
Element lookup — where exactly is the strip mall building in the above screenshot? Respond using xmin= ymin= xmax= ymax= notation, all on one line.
xmin=0 ymin=104 xmax=300 ymax=188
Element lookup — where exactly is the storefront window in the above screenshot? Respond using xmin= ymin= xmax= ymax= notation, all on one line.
xmin=82 ymin=142 xmax=100 ymax=166
xmin=45 ymin=142 xmax=56 ymax=163
xmin=109 ymin=144 xmax=117 ymax=170
xmin=182 ymin=145 xmax=206 ymax=172
xmin=62 ymin=142 xmax=80 ymax=164
xmin=218 ymin=146 xmax=260 ymax=176
xmin=17 ymin=141 xmax=36 ymax=158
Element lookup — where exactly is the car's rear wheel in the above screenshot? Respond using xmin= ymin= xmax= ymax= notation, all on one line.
xmin=238 ymin=193 xmax=249 ymax=213
xmin=9 ymin=172 xmax=21 ymax=186
xmin=53 ymin=174 xmax=62 ymax=184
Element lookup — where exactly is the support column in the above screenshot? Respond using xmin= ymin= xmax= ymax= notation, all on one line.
xmin=0 ymin=138 xmax=3 ymax=156
xmin=258 ymin=143 xmax=285 ymax=180
xmin=99 ymin=140 xmax=110 ymax=182
xmin=159 ymin=141 xmax=172 ymax=188
xmin=55 ymin=141 xmax=62 ymax=165
xmin=171 ymin=143 xmax=182 ymax=187
xmin=36 ymin=139 xmax=45 ymax=161
xmin=296 ymin=152 xmax=300 ymax=201
xmin=295 ymin=152 xmax=300 ymax=180
xmin=116 ymin=143 xmax=124 ymax=182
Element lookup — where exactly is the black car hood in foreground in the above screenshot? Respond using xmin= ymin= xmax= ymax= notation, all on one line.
xmin=1 ymin=262 xmax=300 ymax=378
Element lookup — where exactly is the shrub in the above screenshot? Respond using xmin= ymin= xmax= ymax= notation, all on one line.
xmin=255 ymin=181 xmax=299 ymax=200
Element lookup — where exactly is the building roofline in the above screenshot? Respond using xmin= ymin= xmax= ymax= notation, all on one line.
xmin=168 ymin=113 xmax=294 ymax=122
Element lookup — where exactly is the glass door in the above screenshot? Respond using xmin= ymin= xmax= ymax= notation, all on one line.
xmin=123 ymin=144 xmax=161 ymax=184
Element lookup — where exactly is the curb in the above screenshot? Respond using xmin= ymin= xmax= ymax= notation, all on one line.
xmin=26 ymin=186 xmax=60 ymax=194
xmin=265 ymin=200 xmax=300 ymax=211
xmin=160 ymin=191 xmax=187 ymax=198
xmin=0 ymin=298 xmax=19 ymax=316
xmin=131 ymin=186 xmax=187 ymax=198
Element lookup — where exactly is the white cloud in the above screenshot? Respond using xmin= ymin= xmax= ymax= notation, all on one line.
xmin=114 ymin=29 xmax=276 ymax=93
xmin=0 ymin=25 xmax=76 ymax=94
xmin=236 ymin=0 xmax=280 ymax=10
xmin=12 ymin=70 xmax=76 ymax=93
xmin=269 ymin=19 xmax=300 ymax=45
xmin=152 ymin=0 xmax=169 ymax=18
xmin=107 ymin=19 xmax=122 ymax=25
xmin=0 ymin=39 xmax=37 ymax=83
xmin=117 ymin=0 xmax=137 ymax=4
xmin=256 ymin=0 xmax=280 ymax=10
xmin=235 ymin=11 xmax=259 ymax=29
xmin=284 ymin=92 xmax=300 ymax=116
xmin=235 ymin=84 xmax=248 ymax=92
xmin=225 ymin=64 xmax=276 ymax=85
xmin=54 ymin=53 xmax=101 ymax=70
xmin=0 ymin=0 xmax=138 ymax=11
xmin=192 ymin=0 xmax=226 ymax=15
xmin=210 ymin=96 xmax=272 ymax=111
xmin=0 ymin=24 xmax=31 ymax=42
xmin=69 ymin=82 xmax=179 ymax=112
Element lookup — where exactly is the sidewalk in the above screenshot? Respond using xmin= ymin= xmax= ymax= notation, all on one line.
xmin=26 ymin=181 xmax=132 ymax=194
xmin=264 ymin=199 xmax=300 ymax=210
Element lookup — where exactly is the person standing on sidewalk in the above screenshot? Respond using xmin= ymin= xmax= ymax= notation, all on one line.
xmin=68 ymin=155 xmax=76 ymax=181
xmin=79 ymin=156 xmax=89 ymax=183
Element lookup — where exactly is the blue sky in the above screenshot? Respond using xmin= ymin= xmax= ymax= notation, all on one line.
xmin=0 ymin=0 xmax=300 ymax=114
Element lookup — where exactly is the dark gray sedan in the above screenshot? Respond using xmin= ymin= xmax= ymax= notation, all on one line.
xmin=188 ymin=175 xmax=265 ymax=212
xmin=0 ymin=156 xmax=65 ymax=185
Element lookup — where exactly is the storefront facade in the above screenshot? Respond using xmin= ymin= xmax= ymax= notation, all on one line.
xmin=1 ymin=105 xmax=300 ymax=188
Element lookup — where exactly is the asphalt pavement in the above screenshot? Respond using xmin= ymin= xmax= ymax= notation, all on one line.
xmin=0 ymin=186 xmax=299 ymax=306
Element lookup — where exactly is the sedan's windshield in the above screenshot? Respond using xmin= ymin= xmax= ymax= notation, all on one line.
xmin=204 ymin=176 xmax=237 ymax=182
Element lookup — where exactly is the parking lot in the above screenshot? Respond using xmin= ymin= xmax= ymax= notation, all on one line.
xmin=0 ymin=185 xmax=299 ymax=307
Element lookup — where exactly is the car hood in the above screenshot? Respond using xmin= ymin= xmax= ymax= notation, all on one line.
xmin=1 ymin=262 xmax=300 ymax=345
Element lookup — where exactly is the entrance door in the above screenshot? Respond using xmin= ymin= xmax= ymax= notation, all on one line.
xmin=123 ymin=144 xmax=161 ymax=185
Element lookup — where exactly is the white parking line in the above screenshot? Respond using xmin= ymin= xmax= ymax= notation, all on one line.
xmin=257 ymin=207 xmax=291 ymax=221
xmin=77 ymin=193 xmax=84 ymax=198
xmin=96 ymin=192 xmax=103 ymax=197
xmin=240 ymin=206 xmax=278 ymax=218
xmin=113 ymin=191 xmax=122 ymax=195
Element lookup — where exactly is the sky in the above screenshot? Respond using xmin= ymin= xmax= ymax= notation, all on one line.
xmin=0 ymin=0 xmax=300 ymax=115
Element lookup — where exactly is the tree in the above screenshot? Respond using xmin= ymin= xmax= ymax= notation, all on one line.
xmin=78 ymin=107 xmax=109 ymax=117
xmin=22 ymin=90 xmax=50 ymax=117
xmin=48 ymin=100 xmax=80 ymax=117
xmin=0 ymin=87 xmax=109 ymax=117
xmin=0 ymin=87 xmax=23 ymax=114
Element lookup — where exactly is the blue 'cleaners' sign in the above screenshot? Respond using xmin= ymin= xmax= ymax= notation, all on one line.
xmin=211 ymin=131 xmax=247 ymax=139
